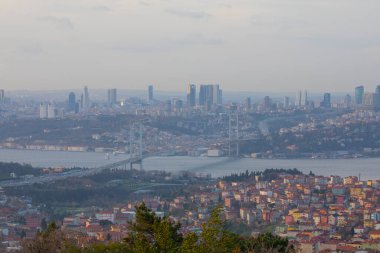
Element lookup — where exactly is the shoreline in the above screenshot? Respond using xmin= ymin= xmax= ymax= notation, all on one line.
xmin=0 ymin=147 xmax=375 ymax=160
xmin=0 ymin=149 xmax=378 ymax=180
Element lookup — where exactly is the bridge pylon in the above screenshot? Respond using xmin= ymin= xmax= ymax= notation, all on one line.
xmin=228 ymin=112 xmax=240 ymax=158
xmin=129 ymin=123 xmax=144 ymax=170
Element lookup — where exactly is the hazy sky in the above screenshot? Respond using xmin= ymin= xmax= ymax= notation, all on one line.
xmin=1 ymin=0 xmax=380 ymax=92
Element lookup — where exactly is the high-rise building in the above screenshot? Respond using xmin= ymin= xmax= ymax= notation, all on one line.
xmin=83 ymin=86 xmax=90 ymax=111
xmin=284 ymin=96 xmax=290 ymax=109
xmin=39 ymin=103 xmax=48 ymax=119
xmin=165 ymin=100 xmax=172 ymax=113
xmin=148 ymin=85 xmax=154 ymax=104
xmin=198 ymin=84 xmax=222 ymax=107
xmin=47 ymin=103 xmax=56 ymax=119
xmin=376 ymin=85 xmax=380 ymax=110
xmin=217 ymin=88 xmax=223 ymax=105
xmin=295 ymin=91 xmax=302 ymax=107
xmin=75 ymin=101 xmax=81 ymax=113
xmin=186 ymin=84 xmax=196 ymax=107
xmin=344 ymin=94 xmax=352 ymax=108
xmin=321 ymin=93 xmax=331 ymax=108
xmin=0 ymin=89 xmax=4 ymax=102
xmin=301 ymin=90 xmax=308 ymax=106
xmin=199 ymin=85 xmax=206 ymax=106
xmin=68 ymin=92 xmax=76 ymax=111
xmin=361 ymin=89 xmax=380 ymax=111
xmin=199 ymin=85 xmax=207 ymax=106
xmin=212 ymin=85 xmax=219 ymax=105
xmin=107 ymin=89 xmax=117 ymax=106
xmin=263 ymin=96 xmax=271 ymax=110
xmin=80 ymin=94 xmax=84 ymax=111
xmin=173 ymin=99 xmax=183 ymax=112
xmin=355 ymin=86 xmax=364 ymax=105
xmin=362 ymin=93 xmax=377 ymax=110
xmin=245 ymin=97 xmax=252 ymax=111
xmin=295 ymin=90 xmax=308 ymax=107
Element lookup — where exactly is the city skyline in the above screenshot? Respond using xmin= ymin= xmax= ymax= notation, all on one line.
xmin=1 ymin=0 xmax=380 ymax=92
xmin=3 ymin=1 xmax=380 ymax=251
xmin=2 ymin=83 xmax=380 ymax=94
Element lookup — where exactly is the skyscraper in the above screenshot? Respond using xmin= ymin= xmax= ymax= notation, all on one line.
xmin=68 ymin=92 xmax=76 ymax=111
xmin=199 ymin=85 xmax=207 ymax=106
xmin=376 ymin=85 xmax=380 ymax=95
xmin=107 ymin=89 xmax=117 ymax=106
xmin=212 ymin=84 xmax=219 ymax=105
xmin=173 ymin=99 xmax=183 ymax=112
xmin=344 ymin=94 xmax=352 ymax=108
xmin=0 ymin=89 xmax=4 ymax=102
xmin=186 ymin=84 xmax=196 ymax=107
xmin=284 ymin=96 xmax=290 ymax=109
xmin=295 ymin=91 xmax=302 ymax=107
xmin=47 ymin=103 xmax=56 ymax=119
xmin=83 ymin=86 xmax=90 ymax=111
xmin=263 ymin=96 xmax=271 ymax=110
xmin=362 ymin=93 xmax=376 ymax=110
xmin=148 ymin=85 xmax=154 ymax=104
xmin=165 ymin=100 xmax=172 ymax=113
xmin=376 ymin=85 xmax=380 ymax=110
xmin=217 ymin=88 xmax=223 ymax=105
xmin=321 ymin=93 xmax=331 ymax=108
xmin=80 ymin=94 xmax=84 ymax=111
xmin=198 ymin=84 xmax=222 ymax=107
xmin=295 ymin=90 xmax=308 ymax=107
xmin=39 ymin=103 xmax=48 ymax=119
xmin=301 ymin=90 xmax=308 ymax=106
xmin=245 ymin=97 xmax=252 ymax=111
xmin=75 ymin=101 xmax=81 ymax=113
xmin=355 ymin=86 xmax=364 ymax=105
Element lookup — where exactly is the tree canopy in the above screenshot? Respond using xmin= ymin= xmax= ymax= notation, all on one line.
xmin=22 ymin=203 xmax=294 ymax=253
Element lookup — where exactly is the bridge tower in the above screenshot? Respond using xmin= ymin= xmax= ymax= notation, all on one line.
xmin=129 ymin=123 xmax=144 ymax=170
xmin=139 ymin=123 xmax=143 ymax=170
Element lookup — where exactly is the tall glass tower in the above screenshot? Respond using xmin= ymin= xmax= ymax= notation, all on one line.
xmin=186 ymin=84 xmax=196 ymax=107
xmin=148 ymin=85 xmax=154 ymax=104
xmin=355 ymin=86 xmax=364 ymax=105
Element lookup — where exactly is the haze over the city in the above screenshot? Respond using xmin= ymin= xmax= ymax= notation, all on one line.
xmin=1 ymin=0 xmax=380 ymax=92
